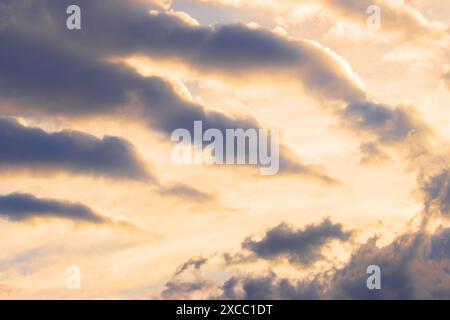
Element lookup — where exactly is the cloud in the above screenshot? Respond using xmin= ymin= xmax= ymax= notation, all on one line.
xmin=430 ymin=228 xmax=450 ymax=260
xmin=327 ymin=234 xmax=421 ymax=299
xmin=217 ymin=272 xmax=324 ymax=300
xmin=7 ymin=0 xmax=366 ymax=103
xmin=420 ymin=169 xmax=450 ymax=218
xmin=174 ymin=0 xmax=448 ymax=44
xmin=214 ymin=227 xmax=450 ymax=299
xmin=0 ymin=2 xmax=336 ymax=181
xmin=161 ymin=279 xmax=214 ymax=299
xmin=0 ymin=193 xmax=108 ymax=223
xmin=0 ymin=117 xmax=215 ymax=203
xmin=341 ymin=101 xmax=431 ymax=144
xmin=0 ymin=118 xmax=151 ymax=180
xmin=175 ymin=257 xmax=208 ymax=276
xmin=104 ymin=5 xmax=366 ymax=102
xmin=325 ymin=228 xmax=450 ymax=299
xmin=4 ymin=0 xmax=431 ymax=180
xmin=70 ymin=0 xmax=437 ymax=153
xmin=324 ymin=0 xmax=448 ymax=41
xmin=23 ymin=0 xmax=431 ymax=153
xmin=156 ymin=188 xmax=450 ymax=300
xmin=241 ymin=218 xmax=352 ymax=266
xmin=161 ymin=192 xmax=450 ymax=300
xmin=160 ymin=184 xmax=215 ymax=203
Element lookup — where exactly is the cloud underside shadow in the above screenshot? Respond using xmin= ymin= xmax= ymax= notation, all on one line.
xmin=0 ymin=193 xmax=109 ymax=224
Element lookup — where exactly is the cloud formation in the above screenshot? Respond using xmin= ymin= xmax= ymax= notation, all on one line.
xmin=161 ymin=280 xmax=214 ymax=299
xmin=0 ymin=118 xmax=151 ymax=180
xmin=175 ymin=257 xmax=209 ymax=276
xmin=0 ymin=0 xmax=334 ymax=180
xmin=163 ymin=167 xmax=450 ymax=299
xmin=324 ymin=0 xmax=448 ymax=41
xmin=2 ymin=0 xmax=433 ymax=183
xmin=217 ymin=271 xmax=323 ymax=300
xmin=24 ymin=0 xmax=431 ymax=153
xmin=242 ymin=219 xmax=352 ymax=266
xmin=421 ymin=169 xmax=450 ymax=218
xmin=0 ymin=193 xmax=108 ymax=223
xmin=0 ymin=0 xmax=448 ymax=299
xmin=0 ymin=0 xmax=368 ymax=104
xmin=160 ymin=184 xmax=214 ymax=203
xmin=341 ymin=101 xmax=430 ymax=144
xmin=203 ymin=227 xmax=450 ymax=299
xmin=62 ymin=0 xmax=366 ymax=102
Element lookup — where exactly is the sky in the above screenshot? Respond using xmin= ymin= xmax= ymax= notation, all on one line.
xmin=0 ymin=0 xmax=449 ymax=299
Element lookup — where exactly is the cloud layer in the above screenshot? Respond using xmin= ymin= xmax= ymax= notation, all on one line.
xmin=242 ymin=219 xmax=352 ymax=266
xmin=0 ymin=0 xmax=334 ymax=180
xmin=0 ymin=118 xmax=150 ymax=180
xmin=0 ymin=193 xmax=108 ymax=223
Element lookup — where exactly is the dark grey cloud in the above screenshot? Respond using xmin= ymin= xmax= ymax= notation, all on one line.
xmin=0 ymin=118 xmax=151 ymax=180
xmin=421 ymin=169 xmax=450 ymax=217
xmin=158 ymin=217 xmax=450 ymax=299
xmin=323 ymin=227 xmax=450 ymax=299
xmin=161 ymin=280 xmax=213 ymax=299
xmin=327 ymin=233 xmax=422 ymax=299
xmin=0 ymin=193 xmax=107 ymax=223
xmin=175 ymin=257 xmax=208 ymax=276
xmin=215 ymin=228 xmax=450 ymax=300
xmin=0 ymin=27 xmax=183 ymax=120
xmin=430 ymin=228 xmax=450 ymax=260
xmin=19 ymin=0 xmax=430 ymax=152
xmin=163 ymin=201 xmax=450 ymax=300
xmin=2 ymin=0 xmax=429 ymax=183
xmin=443 ymin=72 xmax=450 ymax=90
xmin=2 ymin=1 xmax=433 ymax=156
xmin=242 ymin=219 xmax=352 ymax=266
xmin=23 ymin=0 xmax=366 ymax=103
xmin=341 ymin=101 xmax=430 ymax=144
